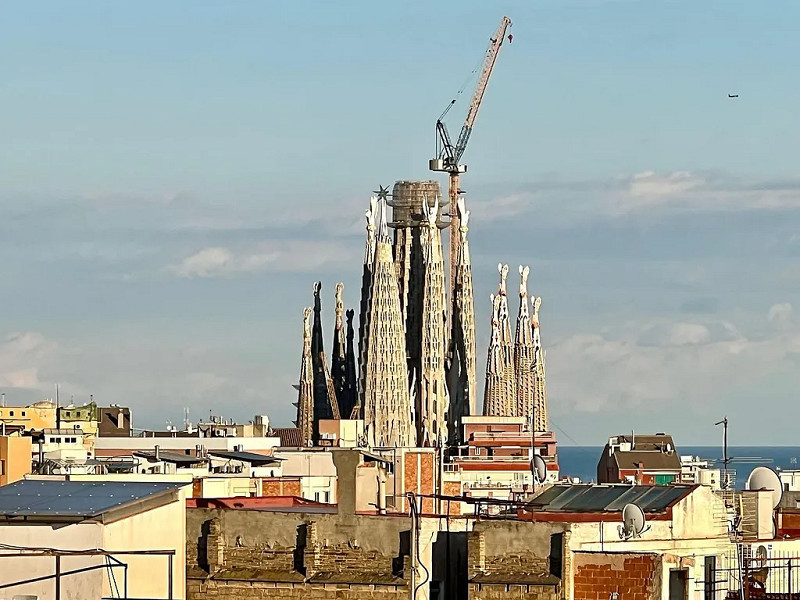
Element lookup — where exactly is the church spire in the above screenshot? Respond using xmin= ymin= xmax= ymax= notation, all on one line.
xmin=532 ymin=296 xmax=549 ymax=432
xmin=362 ymin=197 xmax=414 ymax=447
xmin=357 ymin=197 xmax=378 ymax=411
xmin=514 ymin=266 xmax=536 ymax=422
xmin=296 ymin=307 xmax=314 ymax=446
xmin=343 ymin=309 xmax=358 ymax=418
xmin=416 ymin=195 xmax=449 ymax=447
xmin=331 ymin=283 xmax=350 ymax=417
xmin=447 ymin=197 xmax=476 ymax=445
xmin=483 ymin=264 xmax=517 ymax=415
xmin=311 ymin=282 xmax=335 ymax=442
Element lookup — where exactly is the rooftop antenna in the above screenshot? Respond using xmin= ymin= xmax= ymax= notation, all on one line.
xmin=618 ymin=503 xmax=648 ymax=540
xmin=714 ymin=416 xmax=730 ymax=485
xmin=1 ymin=392 xmax=4 ymax=407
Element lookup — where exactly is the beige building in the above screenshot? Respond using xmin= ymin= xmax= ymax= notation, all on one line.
xmin=0 ymin=434 xmax=32 ymax=485
xmin=0 ymin=400 xmax=57 ymax=432
xmin=0 ymin=479 xmax=191 ymax=599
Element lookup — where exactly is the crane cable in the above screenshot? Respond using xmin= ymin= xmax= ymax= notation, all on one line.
xmin=437 ymin=38 xmax=494 ymax=122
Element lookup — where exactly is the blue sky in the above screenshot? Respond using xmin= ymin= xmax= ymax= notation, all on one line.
xmin=1 ymin=1 xmax=799 ymax=445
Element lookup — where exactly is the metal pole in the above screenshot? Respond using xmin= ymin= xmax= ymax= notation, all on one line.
xmin=55 ymin=555 xmax=61 ymax=600
xmin=168 ymin=554 xmax=174 ymax=600
xmin=124 ymin=563 xmax=128 ymax=599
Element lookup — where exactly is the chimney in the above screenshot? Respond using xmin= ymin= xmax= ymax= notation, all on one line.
xmin=155 ymin=445 xmax=160 ymax=460
xmin=195 ymin=444 xmax=202 ymax=458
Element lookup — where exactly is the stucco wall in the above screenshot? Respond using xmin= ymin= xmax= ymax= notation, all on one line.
xmin=102 ymin=484 xmax=190 ymax=600
xmin=0 ymin=522 xmax=104 ymax=600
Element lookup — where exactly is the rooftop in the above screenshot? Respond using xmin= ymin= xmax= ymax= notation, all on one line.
xmin=525 ymin=484 xmax=695 ymax=514
xmin=133 ymin=450 xmax=207 ymax=465
xmin=0 ymin=480 xmax=185 ymax=520
xmin=207 ymin=450 xmax=282 ymax=465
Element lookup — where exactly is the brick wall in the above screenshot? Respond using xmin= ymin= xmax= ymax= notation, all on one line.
xmin=261 ymin=477 xmax=302 ymax=497
xmin=572 ymin=552 xmax=661 ymax=600
xmin=188 ymin=578 xmax=408 ymax=600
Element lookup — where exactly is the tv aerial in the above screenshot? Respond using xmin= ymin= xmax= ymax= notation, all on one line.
xmin=618 ymin=503 xmax=648 ymax=540
xmin=531 ymin=455 xmax=546 ymax=484
xmin=746 ymin=466 xmax=784 ymax=510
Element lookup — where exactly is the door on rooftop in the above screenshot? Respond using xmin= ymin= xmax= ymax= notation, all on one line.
xmin=669 ymin=569 xmax=688 ymax=600
xmin=656 ymin=474 xmax=676 ymax=485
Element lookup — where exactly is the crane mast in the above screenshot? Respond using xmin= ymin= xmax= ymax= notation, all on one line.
xmin=430 ymin=16 xmax=512 ymax=311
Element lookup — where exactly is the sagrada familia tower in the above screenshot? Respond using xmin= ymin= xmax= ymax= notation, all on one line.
xmin=294 ymin=180 xmax=549 ymax=448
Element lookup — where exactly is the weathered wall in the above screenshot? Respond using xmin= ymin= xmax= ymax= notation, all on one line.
xmin=186 ymin=507 xmax=416 ymax=600
xmin=467 ymin=521 xmax=566 ymax=600
xmin=572 ymin=552 xmax=661 ymax=600
xmin=262 ymin=477 xmax=302 ymax=497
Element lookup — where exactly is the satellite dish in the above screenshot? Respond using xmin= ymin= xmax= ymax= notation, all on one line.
xmin=746 ymin=466 xmax=784 ymax=509
xmin=531 ymin=455 xmax=546 ymax=483
xmin=619 ymin=503 xmax=647 ymax=540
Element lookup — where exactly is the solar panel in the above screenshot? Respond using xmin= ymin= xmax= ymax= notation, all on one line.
xmin=0 ymin=480 xmax=184 ymax=518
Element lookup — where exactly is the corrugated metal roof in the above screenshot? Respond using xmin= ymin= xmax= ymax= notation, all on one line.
xmin=0 ymin=480 xmax=185 ymax=519
xmin=208 ymin=451 xmax=282 ymax=464
xmin=527 ymin=484 xmax=693 ymax=514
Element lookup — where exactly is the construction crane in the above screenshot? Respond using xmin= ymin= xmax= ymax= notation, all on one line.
xmin=430 ymin=16 xmax=512 ymax=305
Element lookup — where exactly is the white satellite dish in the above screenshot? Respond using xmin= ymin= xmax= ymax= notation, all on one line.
xmin=531 ymin=455 xmax=546 ymax=483
xmin=746 ymin=466 xmax=784 ymax=509
xmin=619 ymin=503 xmax=647 ymax=540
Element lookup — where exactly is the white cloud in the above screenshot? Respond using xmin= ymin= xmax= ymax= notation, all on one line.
xmin=628 ymin=170 xmax=701 ymax=199
xmin=169 ymin=241 xmax=356 ymax=278
xmin=546 ymin=317 xmax=800 ymax=414
xmin=0 ymin=332 xmax=59 ymax=391
xmin=769 ymin=302 xmax=793 ymax=323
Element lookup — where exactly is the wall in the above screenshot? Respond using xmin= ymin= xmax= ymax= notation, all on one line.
xmin=95 ymin=436 xmax=280 ymax=456
xmin=467 ymin=521 xmax=565 ymax=600
xmin=566 ymin=486 xmax=732 ymax=600
xmin=0 ymin=434 xmax=32 ymax=485
xmin=185 ymin=507 xmax=418 ymax=600
xmin=102 ymin=484 xmax=191 ymax=600
xmin=262 ymin=477 xmax=302 ymax=497
xmin=572 ymin=552 xmax=661 ymax=600
xmin=0 ymin=402 xmax=56 ymax=431
xmin=0 ymin=522 xmax=104 ymax=600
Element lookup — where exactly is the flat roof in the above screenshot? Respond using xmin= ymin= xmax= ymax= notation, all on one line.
xmin=0 ymin=480 xmax=185 ymax=519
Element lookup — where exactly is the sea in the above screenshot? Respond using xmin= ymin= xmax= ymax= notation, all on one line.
xmin=557 ymin=446 xmax=800 ymax=489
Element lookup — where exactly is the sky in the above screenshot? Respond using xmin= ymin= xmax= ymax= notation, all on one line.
xmin=1 ymin=0 xmax=799 ymax=445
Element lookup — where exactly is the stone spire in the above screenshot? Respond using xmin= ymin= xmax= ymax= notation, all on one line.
xmin=311 ymin=282 xmax=335 ymax=442
xmin=514 ymin=266 xmax=536 ymax=422
xmin=482 ymin=264 xmax=517 ymax=415
xmin=296 ymin=307 xmax=314 ymax=446
xmin=531 ymin=296 xmax=549 ymax=432
xmin=447 ymin=197 xmax=477 ymax=445
xmin=331 ymin=283 xmax=351 ymax=418
xmin=343 ymin=309 xmax=358 ymax=418
xmin=362 ymin=197 xmax=414 ymax=447
xmin=416 ymin=195 xmax=450 ymax=447
xmin=357 ymin=198 xmax=378 ymax=411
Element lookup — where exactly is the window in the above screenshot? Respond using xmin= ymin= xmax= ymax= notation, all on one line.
xmin=21 ymin=411 xmax=25 ymax=417
xmin=704 ymin=556 xmax=716 ymax=600
xmin=8 ymin=411 xmax=13 ymax=417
